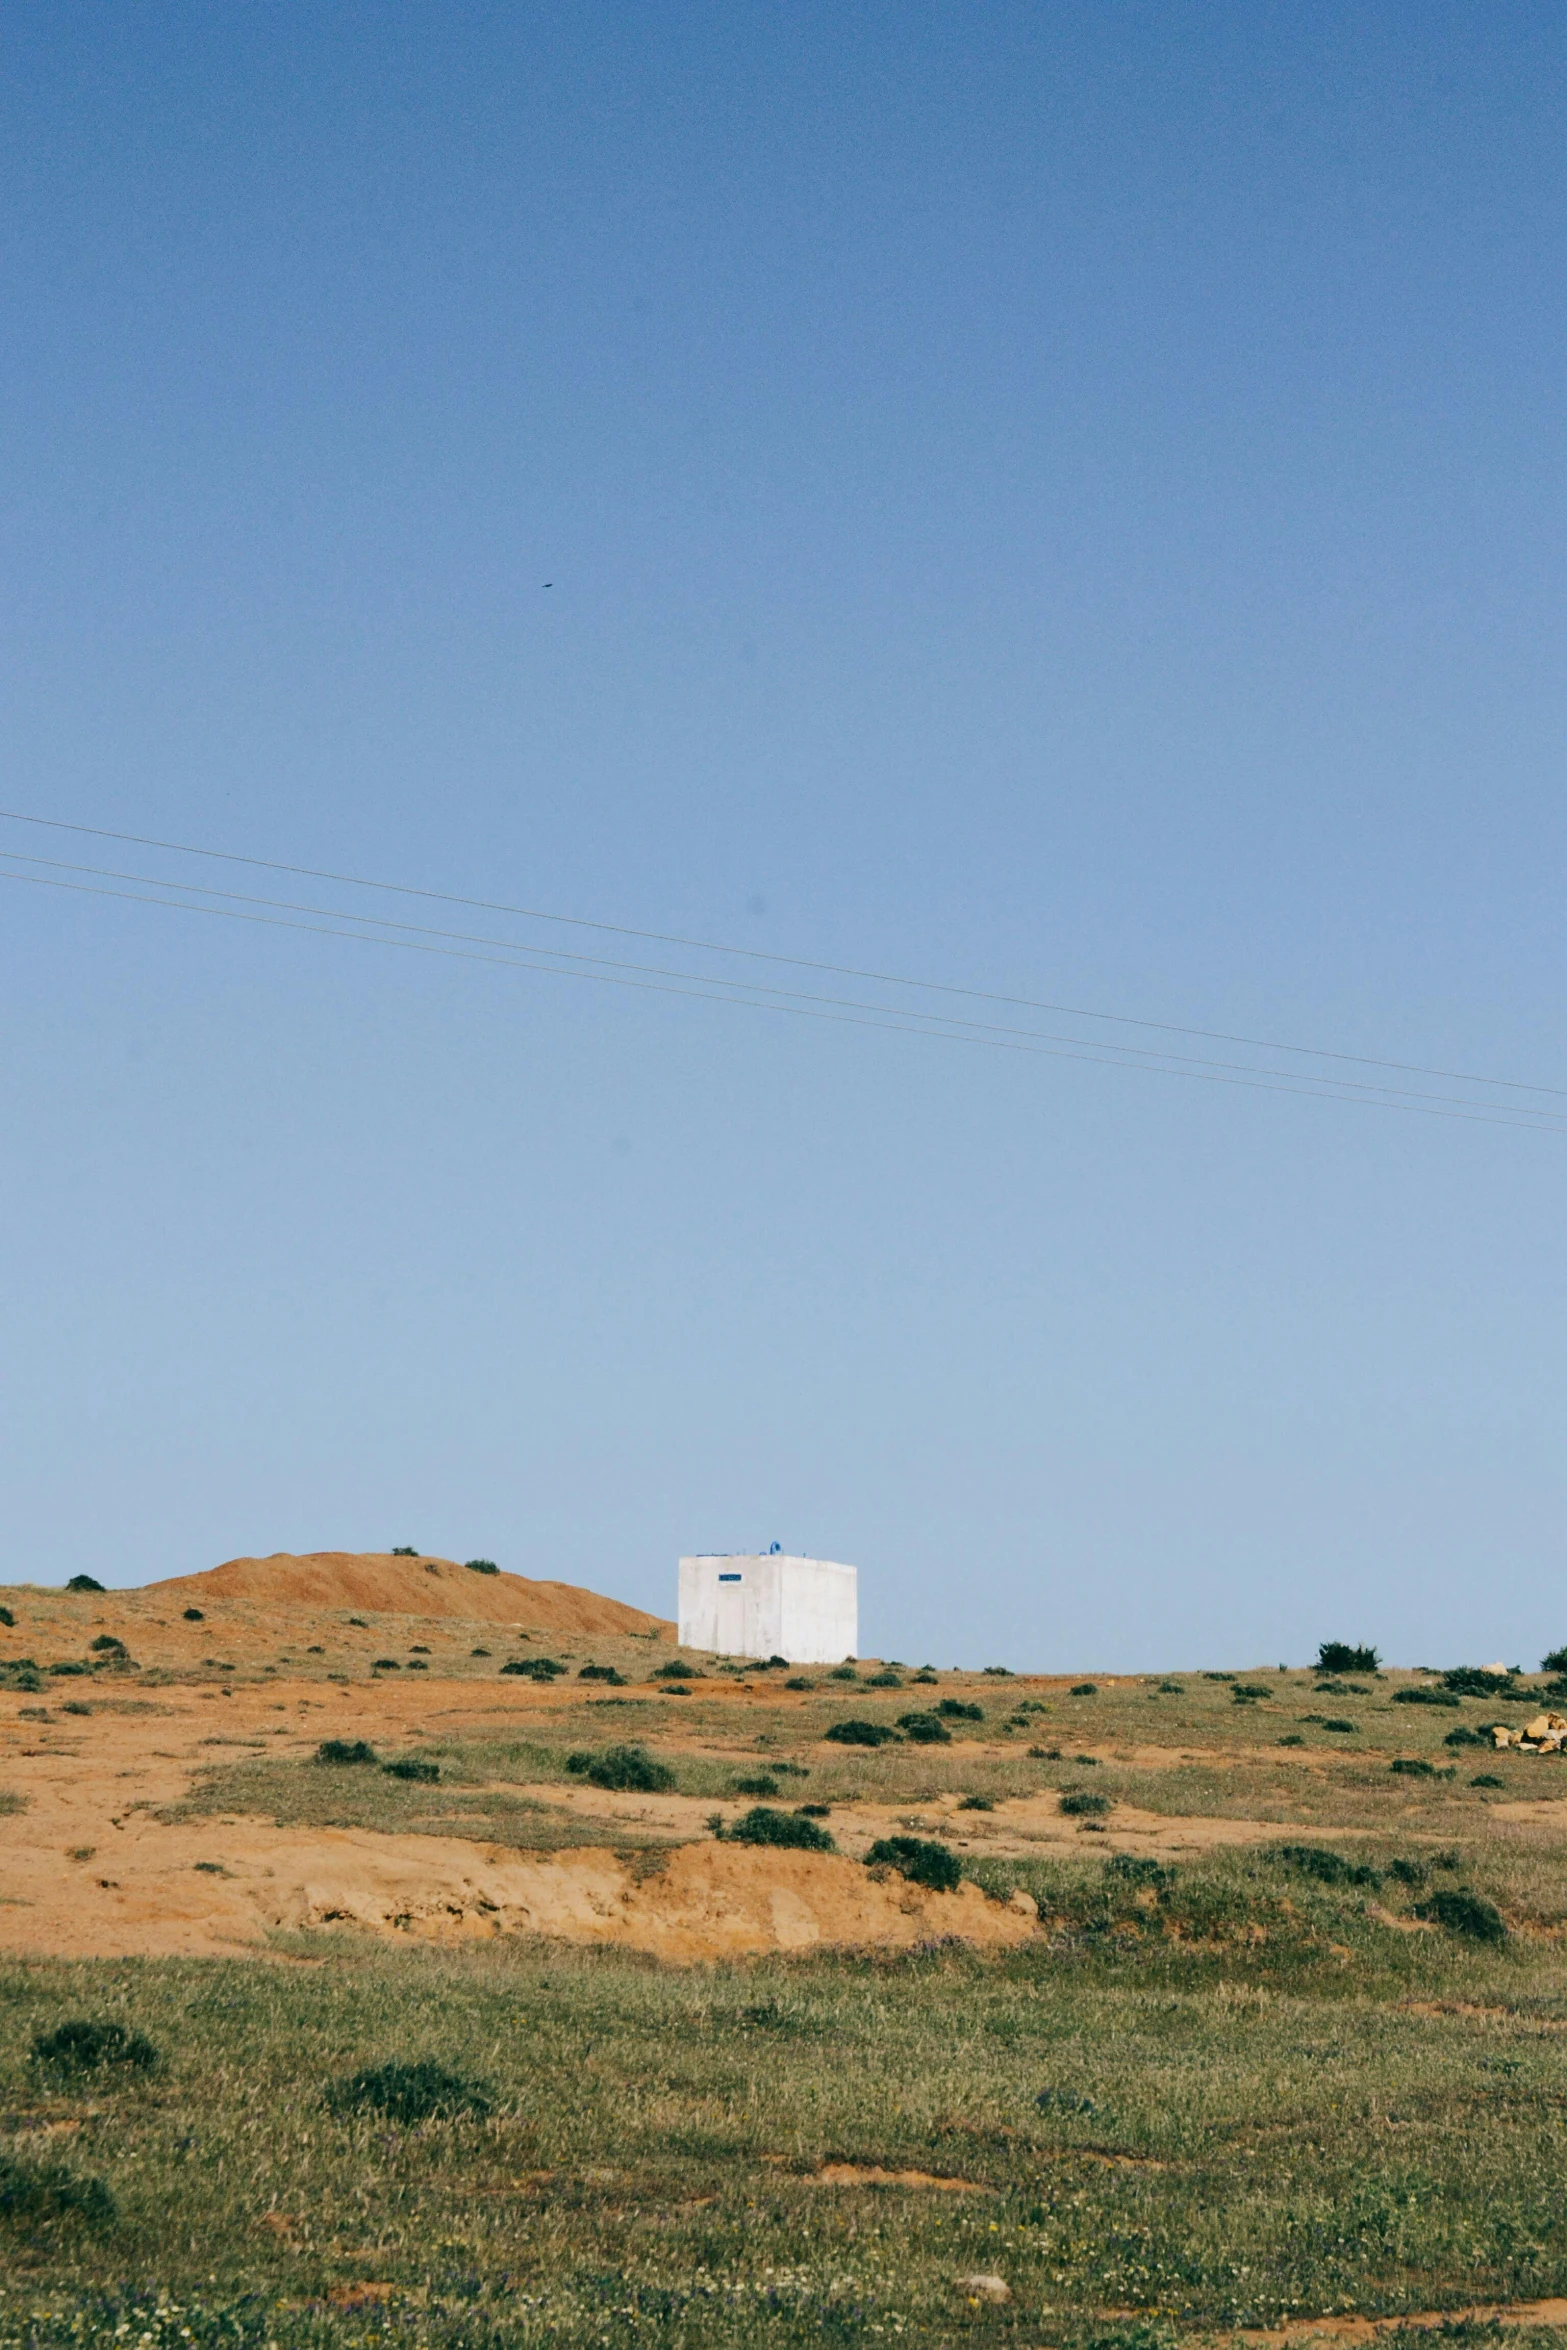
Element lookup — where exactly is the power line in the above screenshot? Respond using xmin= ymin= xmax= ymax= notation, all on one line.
xmin=1 ymin=804 xmax=1558 ymax=1102
xmin=0 ymin=842 xmax=1557 ymax=1124
xmin=1 ymin=858 xmax=1562 ymax=1135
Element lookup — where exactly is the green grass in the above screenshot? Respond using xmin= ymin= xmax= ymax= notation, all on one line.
xmin=7 ymin=1841 xmax=1567 ymax=2347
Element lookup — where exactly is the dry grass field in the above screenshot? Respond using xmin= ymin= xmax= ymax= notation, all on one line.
xmin=4 ymin=1559 xmax=1567 ymax=2346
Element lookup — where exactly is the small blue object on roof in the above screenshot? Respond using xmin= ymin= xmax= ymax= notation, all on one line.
xmin=718 ymin=1572 xmax=742 ymax=1582
xmin=769 ymin=1541 xmax=782 ymax=1554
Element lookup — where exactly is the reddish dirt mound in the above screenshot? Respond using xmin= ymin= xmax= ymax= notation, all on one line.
xmin=146 ymin=1551 xmax=673 ymax=1636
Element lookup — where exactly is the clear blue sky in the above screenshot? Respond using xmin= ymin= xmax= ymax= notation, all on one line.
xmin=3 ymin=3 xmax=1564 ymax=1668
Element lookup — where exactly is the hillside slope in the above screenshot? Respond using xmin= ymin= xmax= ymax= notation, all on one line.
xmin=145 ymin=1551 xmax=673 ymax=1635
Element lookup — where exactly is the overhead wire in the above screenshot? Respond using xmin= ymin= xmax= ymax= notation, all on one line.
xmin=0 ymin=804 xmax=1558 ymax=1102
xmin=0 ymin=856 xmax=1562 ymax=1135
xmin=0 ymin=842 xmax=1558 ymax=1128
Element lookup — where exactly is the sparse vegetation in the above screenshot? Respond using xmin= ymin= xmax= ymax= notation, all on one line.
xmin=728 ymin=1806 xmax=835 ymax=1851
xmin=0 ymin=2152 xmax=115 ymax=2233
xmin=314 ymin=1739 xmax=378 ymax=1765
xmin=64 ymin=1574 xmax=104 ymax=1594
xmin=1316 ymin=1641 xmax=1380 ymax=1673
xmin=865 ymin=1834 xmax=961 ymax=1890
xmin=383 ymin=1757 xmax=440 ymax=1783
xmin=1416 ymin=1886 xmax=1506 ymax=1942
xmin=822 ymin=1717 xmax=897 ymax=1746
xmin=895 ymin=1710 xmax=950 ymax=1743
xmin=326 ymin=2059 xmax=491 ymax=2124
xmin=182 ymin=1606 xmax=203 ymax=1620
xmin=1058 ymin=1789 xmax=1111 ymax=1817
xmin=501 ymin=1656 xmax=566 ymax=1679
xmin=32 ymin=2020 xmax=159 ymax=2075
xmin=564 ymin=1743 xmax=676 ymax=1793
xmin=464 ymin=1558 xmax=500 ymax=1575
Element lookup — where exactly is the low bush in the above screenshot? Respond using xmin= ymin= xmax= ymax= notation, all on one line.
xmin=315 ymin=1739 xmax=378 ymax=1766
xmin=182 ymin=1607 xmax=203 ymax=1621
xmin=0 ymin=1606 xmax=12 ymax=1628
xmin=1444 ymin=1725 xmax=1486 ymax=1747
xmin=798 ymin=1802 xmax=831 ymax=1817
xmin=896 ymin=1711 xmax=951 ymax=1744
xmin=1472 ymin=1773 xmax=1505 ymax=1788
xmin=1416 ymin=1888 xmax=1506 ymax=1943
xmin=1444 ymin=1666 xmax=1519 ymax=1697
xmin=784 ymin=1676 xmax=815 ymax=1690
xmin=464 ymin=1558 xmax=500 ymax=1575
xmin=64 ymin=1574 xmax=104 ymax=1594
xmin=1274 ymin=1844 xmax=1380 ymax=1887
xmin=383 ymin=1758 xmax=439 ymax=1783
xmin=1278 ymin=1733 xmax=1305 ymax=1747
xmin=730 ymin=1806 xmax=835 ymax=1851
xmin=565 ymin=1743 xmax=675 ymax=1792
xmin=824 ymin=1718 xmax=898 ymax=1747
xmin=1317 ymin=1641 xmax=1380 ymax=1673
xmin=651 ymin=1659 xmax=702 ymax=1680
xmin=1232 ymin=1684 xmax=1272 ymax=1702
xmin=1542 ymin=1643 xmax=1567 ymax=1674
xmin=0 ymin=1661 xmax=44 ymax=1693
xmin=982 ymin=1665 xmax=1013 ymax=1677
xmin=864 ymin=1670 xmax=902 ymax=1687
xmin=958 ymin=1794 xmax=994 ymax=1811
xmin=327 ymin=2060 xmax=491 ymax=2124
xmin=578 ymin=1663 xmax=626 ymax=1684
xmin=1059 ymin=1790 xmax=1111 ymax=1818
xmin=827 ymin=1665 xmax=859 ymax=1682
xmin=501 ymin=1656 xmax=566 ymax=1679
xmin=1069 ymin=1682 xmax=1098 ymax=1696
xmin=32 ymin=2020 xmax=159 ymax=2075
xmin=866 ymin=1834 xmax=962 ymax=1891
xmin=0 ymin=2153 xmax=115 ymax=2232
xmin=89 ymin=1635 xmax=126 ymax=1655
xmin=1391 ymin=1757 xmax=1436 ymax=1777
xmin=732 ymin=1772 xmax=781 ymax=1796
xmin=1318 ymin=1717 xmax=1358 ymax=1734
xmin=371 ymin=1658 xmax=401 ymax=1671
xmin=937 ymin=1699 xmax=984 ymax=1721
xmin=1387 ymin=1857 xmax=1427 ymax=1887
xmin=1105 ymin=1853 xmax=1173 ymax=1889
xmin=390 ymin=1546 xmax=420 ymax=1557
xmin=1394 ymin=1686 xmax=1460 ymax=1707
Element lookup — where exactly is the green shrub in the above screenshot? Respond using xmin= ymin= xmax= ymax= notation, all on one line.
xmin=1059 ymin=1790 xmax=1111 ymax=1818
xmin=1317 ymin=1641 xmax=1379 ymax=1673
xmin=866 ymin=1835 xmax=962 ymax=1891
xmin=1444 ymin=1725 xmax=1486 ymax=1746
xmin=1273 ymin=1844 xmax=1380 ymax=1886
xmin=1416 ymin=1888 xmax=1506 ymax=1943
xmin=1232 ymin=1684 xmax=1272 ymax=1702
xmin=371 ymin=1658 xmax=401 ymax=1671
xmin=1157 ymin=1679 xmax=1184 ymax=1694
xmin=383 ymin=1758 xmax=439 ymax=1783
xmin=565 ymin=1743 xmax=675 ymax=1792
xmin=1444 ymin=1666 xmax=1519 ymax=1697
xmin=896 ymin=1711 xmax=951 ymax=1744
xmin=327 ymin=2060 xmax=491 ymax=2124
xmin=1069 ymin=1682 xmax=1098 ymax=1696
xmin=798 ymin=1802 xmax=831 ymax=1818
xmin=501 ymin=1656 xmax=565 ymax=1679
xmin=652 ymin=1659 xmax=702 ymax=1680
xmin=982 ymin=1665 xmax=1013 ymax=1677
xmin=1387 ymin=1857 xmax=1427 ymax=1887
xmin=1541 ymin=1644 xmax=1567 ymax=1674
xmin=64 ymin=1575 xmax=104 ymax=1594
xmin=89 ymin=1635 xmax=125 ymax=1655
xmin=390 ymin=1546 xmax=420 ymax=1557
xmin=578 ymin=1663 xmax=626 ymax=1684
xmin=1105 ymin=1853 xmax=1173 ymax=1889
xmin=730 ymin=1806 xmax=835 ymax=1851
xmin=937 ymin=1699 xmax=984 ymax=1720
xmin=315 ymin=1739 xmax=378 ymax=1766
xmin=0 ymin=1606 xmax=13 ymax=1628
xmin=1319 ymin=1717 xmax=1358 ymax=1734
xmin=733 ymin=1773 xmax=781 ymax=1796
xmin=957 ymin=1794 xmax=994 ymax=1811
xmin=827 ymin=1665 xmax=859 ymax=1682
xmin=1472 ymin=1773 xmax=1505 ymax=1788
xmin=0 ymin=2153 xmax=115 ymax=2232
xmin=1278 ymin=1733 xmax=1305 ymax=1746
xmin=464 ymin=1558 xmax=500 ymax=1575
xmin=182 ymin=1607 xmax=203 ymax=1621
xmin=0 ymin=1661 xmax=44 ymax=1693
xmin=1391 ymin=1757 xmax=1436 ymax=1777
xmin=784 ymin=1676 xmax=815 ymax=1690
xmin=32 ymin=2020 xmax=158 ymax=2075
xmin=1394 ymin=1686 xmax=1460 ymax=1707
xmin=824 ymin=1718 xmax=897 ymax=1747
xmin=864 ymin=1670 xmax=902 ymax=1688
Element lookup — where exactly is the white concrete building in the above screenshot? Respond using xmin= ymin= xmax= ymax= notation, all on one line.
xmin=678 ymin=1552 xmax=857 ymax=1665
